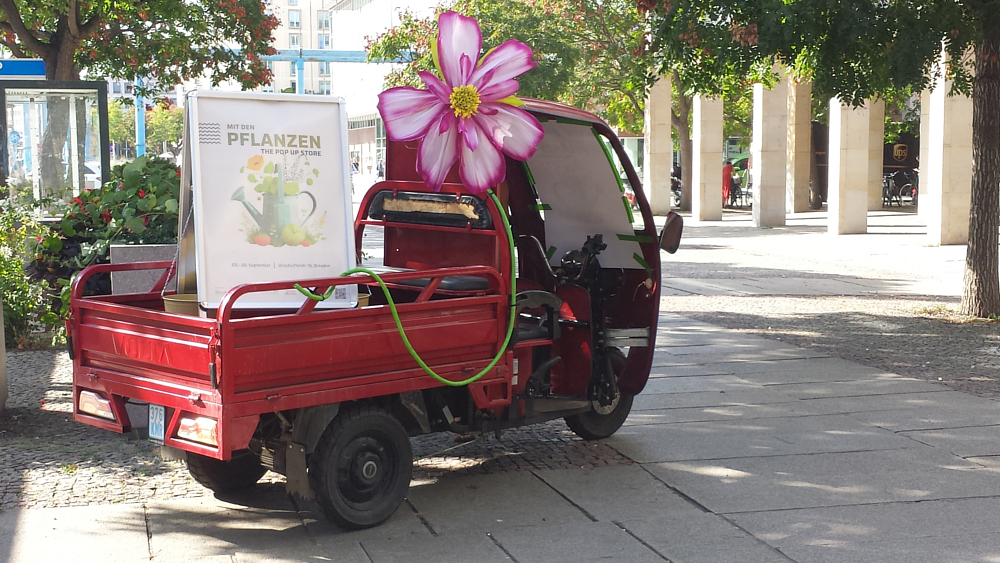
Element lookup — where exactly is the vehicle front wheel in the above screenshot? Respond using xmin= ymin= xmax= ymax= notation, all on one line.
xmin=186 ymin=450 xmax=266 ymax=492
xmin=309 ymin=404 xmax=413 ymax=530
xmin=564 ymin=348 xmax=633 ymax=440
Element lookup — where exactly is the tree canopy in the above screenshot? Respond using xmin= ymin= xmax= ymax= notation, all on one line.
xmin=645 ymin=0 xmax=1000 ymax=316
xmin=0 ymin=0 xmax=279 ymax=90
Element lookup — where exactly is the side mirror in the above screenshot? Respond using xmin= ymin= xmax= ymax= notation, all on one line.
xmin=659 ymin=211 xmax=683 ymax=254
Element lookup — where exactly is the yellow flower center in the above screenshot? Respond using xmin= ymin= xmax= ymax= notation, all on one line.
xmin=449 ymin=85 xmax=481 ymax=119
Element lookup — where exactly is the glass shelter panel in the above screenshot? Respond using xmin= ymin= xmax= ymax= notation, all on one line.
xmin=4 ymin=84 xmax=108 ymax=215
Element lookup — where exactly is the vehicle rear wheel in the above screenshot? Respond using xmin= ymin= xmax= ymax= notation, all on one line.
xmin=309 ymin=404 xmax=412 ymax=530
xmin=186 ymin=450 xmax=266 ymax=492
xmin=564 ymin=349 xmax=633 ymax=440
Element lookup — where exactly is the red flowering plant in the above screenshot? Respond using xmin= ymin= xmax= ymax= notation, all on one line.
xmin=28 ymin=156 xmax=181 ymax=324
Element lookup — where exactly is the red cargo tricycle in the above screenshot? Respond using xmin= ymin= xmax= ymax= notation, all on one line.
xmin=68 ymin=99 xmax=681 ymax=529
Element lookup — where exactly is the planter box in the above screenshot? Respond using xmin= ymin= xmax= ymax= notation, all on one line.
xmin=110 ymin=244 xmax=177 ymax=294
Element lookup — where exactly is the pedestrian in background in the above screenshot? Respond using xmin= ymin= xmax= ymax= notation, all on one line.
xmin=722 ymin=159 xmax=734 ymax=207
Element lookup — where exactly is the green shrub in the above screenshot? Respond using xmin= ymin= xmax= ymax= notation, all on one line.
xmin=29 ymin=156 xmax=180 ymax=326
xmin=0 ymin=197 xmax=54 ymax=347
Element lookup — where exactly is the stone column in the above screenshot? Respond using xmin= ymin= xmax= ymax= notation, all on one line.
xmin=692 ymin=94 xmax=724 ymax=222
xmin=919 ymin=89 xmax=931 ymax=203
xmin=867 ymin=99 xmax=886 ymax=211
xmin=828 ymin=99 xmax=870 ymax=234
xmin=643 ymin=75 xmax=673 ymax=215
xmin=751 ymin=78 xmax=788 ymax=226
xmin=923 ymin=51 xmax=973 ymax=245
xmin=786 ymin=78 xmax=811 ymax=213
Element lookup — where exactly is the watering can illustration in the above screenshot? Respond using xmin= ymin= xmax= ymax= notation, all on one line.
xmin=231 ymin=164 xmax=317 ymax=239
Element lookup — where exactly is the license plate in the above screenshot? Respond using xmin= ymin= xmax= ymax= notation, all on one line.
xmin=149 ymin=404 xmax=165 ymax=443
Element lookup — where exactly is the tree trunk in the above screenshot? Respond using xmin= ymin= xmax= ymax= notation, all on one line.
xmin=961 ymin=33 xmax=1000 ymax=317
xmin=38 ymin=97 xmax=72 ymax=201
xmin=672 ymin=92 xmax=692 ymax=212
xmin=37 ymin=37 xmax=82 ymax=202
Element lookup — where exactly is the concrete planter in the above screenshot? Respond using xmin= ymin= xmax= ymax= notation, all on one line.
xmin=110 ymin=244 xmax=178 ymax=294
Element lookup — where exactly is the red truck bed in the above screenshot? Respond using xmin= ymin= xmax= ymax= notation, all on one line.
xmin=70 ymin=261 xmax=510 ymax=459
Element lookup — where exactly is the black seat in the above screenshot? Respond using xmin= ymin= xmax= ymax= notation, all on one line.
xmin=394 ymin=275 xmax=490 ymax=291
xmin=516 ymin=323 xmax=551 ymax=341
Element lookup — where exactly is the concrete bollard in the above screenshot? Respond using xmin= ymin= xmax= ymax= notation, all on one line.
xmin=0 ymin=297 xmax=7 ymax=413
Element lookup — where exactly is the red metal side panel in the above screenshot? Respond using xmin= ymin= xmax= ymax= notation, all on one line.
xmin=75 ymin=301 xmax=215 ymax=385
xmin=223 ymin=297 xmax=503 ymax=397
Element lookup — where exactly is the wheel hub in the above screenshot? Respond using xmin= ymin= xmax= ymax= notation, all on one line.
xmin=353 ymin=452 xmax=381 ymax=485
xmin=593 ymin=391 xmax=620 ymax=415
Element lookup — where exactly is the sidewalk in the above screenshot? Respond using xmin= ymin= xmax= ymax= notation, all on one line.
xmin=4 ymin=207 xmax=1000 ymax=562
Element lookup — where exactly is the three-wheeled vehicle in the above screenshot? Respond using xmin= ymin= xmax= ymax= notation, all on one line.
xmin=68 ymin=99 xmax=682 ymax=529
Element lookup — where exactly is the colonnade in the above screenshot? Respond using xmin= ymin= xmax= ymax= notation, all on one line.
xmin=642 ymin=51 xmax=974 ymax=244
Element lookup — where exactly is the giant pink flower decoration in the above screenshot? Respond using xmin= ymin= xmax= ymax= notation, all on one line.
xmin=377 ymin=11 xmax=544 ymax=194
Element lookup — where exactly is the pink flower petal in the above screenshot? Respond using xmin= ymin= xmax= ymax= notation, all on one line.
xmin=417 ymin=113 xmax=460 ymax=191
xmin=418 ymin=71 xmax=451 ymax=102
xmin=477 ymin=79 xmax=519 ymax=103
xmin=459 ymin=117 xmax=478 ymax=151
xmin=470 ymin=40 xmax=536 ymax=89
xmin=472 ymin=103 xmax=544 ymax=161
xmin=459 ymin=121 xmax=505 ymax=194
xmin=378 ymin=87 xmax=447 ymax=141
xmin=437 ymin=12 xmax=482 ymax=88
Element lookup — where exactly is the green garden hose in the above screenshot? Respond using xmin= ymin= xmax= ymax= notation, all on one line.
xmin=297 ymin=189 xmax=516 ymax=387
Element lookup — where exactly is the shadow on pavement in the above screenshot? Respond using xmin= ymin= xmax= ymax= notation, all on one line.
xmin=669 ymin=297 xmax=1000 ymax=399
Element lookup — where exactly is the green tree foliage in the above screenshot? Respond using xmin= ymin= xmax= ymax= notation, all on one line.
xmin=146 ymin=105 xmax=184 ymax=155
xmin=107 ymin=101 xmax=135 ymax=154
xmin=366 ymin=0 xmax=654 ymax=135
xmin=0 ymin=195 xmax=50 ymax=346
xmin=644 ymin=0 xmax=1000 ymax=316
xmin=0 ymin=0 xmax=279 ymax=88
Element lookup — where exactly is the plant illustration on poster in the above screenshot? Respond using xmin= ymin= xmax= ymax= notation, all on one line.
xmin=181 ymin=91 xmax=356 ymax=309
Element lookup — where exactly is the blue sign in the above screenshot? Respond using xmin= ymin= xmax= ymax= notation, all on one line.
xmin=8 ymin=130 xmax=20 ymax=145
xmin=0 ymin=59 xmax=45 ymax=80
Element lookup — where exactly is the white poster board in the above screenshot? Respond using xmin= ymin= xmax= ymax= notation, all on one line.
xmin=186 ymin=91 xmax=356 ymax=309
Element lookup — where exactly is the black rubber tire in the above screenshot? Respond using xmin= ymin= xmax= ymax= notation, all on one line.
xmin=186 ymin=450 xmax=266 ymax=492
xmin=309 ymin=404 xmax=413 ymax=530
xmin=564 ymin=349 xmax=633 ymax=440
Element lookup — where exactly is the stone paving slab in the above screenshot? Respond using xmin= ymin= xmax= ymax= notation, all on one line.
xmin=652 ymin=347 xmax=829 ymax=367
xmin=661 ymin=278 xmax=753 ymax=296
xmin=773 ymin=376 xmax=945 ymax=399
xmin=728 ymin=496 xmax=1000 ymax=549
xmin=631 ymin=388 xmax=804 ymax=410
xmin=608 ymin=414 xmax=917 ymax=464
xmin=490 ymin=520 xmax=665 ymax=563
xmin=641 ymin=374 xmax=764 ymax=394
xmin=532 ymin=464 xmax=694 ymax=522
xmin=0 ymin=504 xmax=150 ymax=563
xmin=900 ymin=425 xmax=1000 ymax=458
xmin=776 ymin=535 xmax=1000 ymax=563
xmin=145 ymin=492 xmax=314 ymax=557
xmin=655 ymin=337 xmax=812 ymax=356
xmin=645 ymin=447 xmax=1000 ymax=513
xmin=404 ymin=471 xmax=592 ymax=535
xmin=618 ymin=512 xmax=795 ymax=563
xmin=739 ymin=277 xmax=881 ymax=296
xmin=624 ymin=401 xmax=829 ymax=426
xmin=357 ymin=531 xmax=511 ymax=563
xmin=801 ymin=391 xmax=1000 ymax=427
xmin=649 ymin=356 xmax=886 ymax=383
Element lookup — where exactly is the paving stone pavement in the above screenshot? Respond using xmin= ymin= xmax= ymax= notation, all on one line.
xmin=4 ymin=206 xmax=1000 ymax=562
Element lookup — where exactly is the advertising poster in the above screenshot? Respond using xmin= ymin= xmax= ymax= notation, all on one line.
xmin=187 ymin=91 xmax=356 ymax=309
